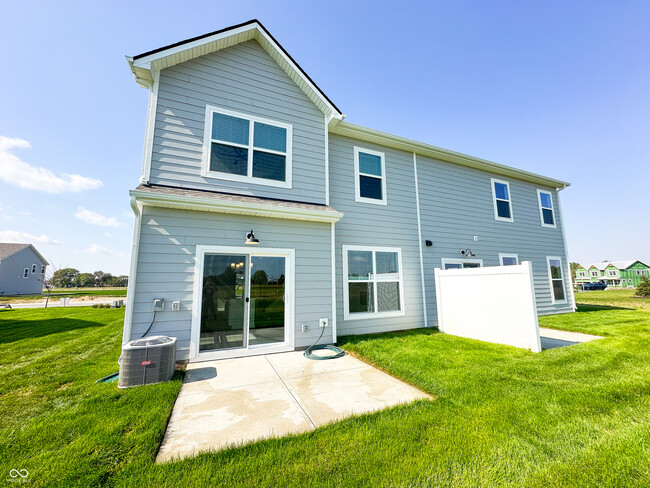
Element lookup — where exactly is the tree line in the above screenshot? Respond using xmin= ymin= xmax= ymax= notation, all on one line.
xmin=50 ymin=269 xmax=128 ymax=288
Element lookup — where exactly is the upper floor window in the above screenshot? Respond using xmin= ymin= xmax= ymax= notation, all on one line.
xmin=547 ymin=256 xmax=567 ymax=304
xmin=491 ymin=178 xmax=513 ymax=221
xmin=590 ymin=270 xmax=599 ymax=277
xmin=607 ymin=270 xmax=617 ymax=276
xmin=537 ymin=190 xmax=556 ymax=227
xmin=577 ymin=270 xmax=587 ymax=277
xmin=441 ymin=258 xmax=483 ymax=269
xmin=41 ymin=265 xmax=46 ymax=274
xmin=354 ymin=147 xmax=387 ymax=205
xmin=202 ymin=105 xmax=292 ymax=189
xmin=31 ymin=264 xmax=37 ymax=274
xmin=499 ymin=253 xmax=519 ymax=266
xmin=23 ymin=268 xmax=29 ymax=278
xmin=343 ymin=246 xmax=403 ymax=320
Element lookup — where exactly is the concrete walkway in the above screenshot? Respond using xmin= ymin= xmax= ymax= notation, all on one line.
xmin=6 ymin=300 xmax=116 ymax=309
xmin=157 ymin=351 xmax=431 ymax=462
xmin=539 ymin=327 xmax=602 ymax=350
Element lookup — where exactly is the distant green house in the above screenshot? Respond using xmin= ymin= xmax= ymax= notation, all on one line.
xmin=575 ymin=260 xmax=650 ymax=288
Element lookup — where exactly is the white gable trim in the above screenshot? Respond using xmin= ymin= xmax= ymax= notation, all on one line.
xmin=127 ymin=21 xmax=343 ymax=119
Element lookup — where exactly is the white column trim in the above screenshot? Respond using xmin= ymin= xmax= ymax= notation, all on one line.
xmin=324 ymin=113 xmax=330 ymax=206
xmin=330 ymin=221 xmax=337 ymax=343
xmin=556 ymin=189 xmax=576 ymax=310
xmin=413 ymin=153 xmax=428 ymax=327
xmin=140 ymin=69 xmax=159 ymax=184
xmin=122 ymin=196 xmax=143 ymax=344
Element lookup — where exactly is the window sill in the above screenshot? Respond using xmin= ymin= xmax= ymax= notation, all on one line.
xmin=354 ymin=196 xmax=387 ymax=206
xmin=343 ymin=310 xmax=405 ymax=321
xmin=494 ymin=216 xmax=514 ymax=222
xmin=201 ymin=169 xmax=292 ymax=189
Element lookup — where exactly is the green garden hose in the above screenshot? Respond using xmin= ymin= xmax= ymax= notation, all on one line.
xmin=303 ymin=325 xmax=345 ymax=360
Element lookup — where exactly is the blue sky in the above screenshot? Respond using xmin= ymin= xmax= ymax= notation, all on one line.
xmin=1 ymin=1 xmax=648 ymax=275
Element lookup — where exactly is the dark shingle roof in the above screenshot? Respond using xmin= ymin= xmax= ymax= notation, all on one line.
xmin=0 ymin=243 xmax=30 ymax=260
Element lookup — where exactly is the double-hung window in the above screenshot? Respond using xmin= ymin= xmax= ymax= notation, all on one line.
xmin=41 ymin=265 xmax=46 ymax=274
xmin=537 ymin=190 xmax=556 ymax=227
xmin=547 ymin=256 xmax=567 ymax=304
xmin=203 ymin=105 xmax=292 ymax=188
xmin=499 ymin=253 xmax=519 ymax=266
xmin=491 ymin=178 xmax=513 ymax=221
xmin=343 ymin=246 xmax=403 ymax=319
xmin=31 ymin=264 xmax=37 ymax=274
xmin=354 ymin=147 xmax=387 ymax=205
xmin=23 ymin=268 xmax=29 ymax=278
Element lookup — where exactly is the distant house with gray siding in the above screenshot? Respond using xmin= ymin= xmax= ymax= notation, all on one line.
xmin=123 ymin=20 xmax=574 ymax=362
xmin=0 ymin=243 xmax=48 ymax=295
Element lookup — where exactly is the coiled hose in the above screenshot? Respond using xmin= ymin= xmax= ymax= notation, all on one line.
xmin=303 ymin=324 xmax=345 ymax=360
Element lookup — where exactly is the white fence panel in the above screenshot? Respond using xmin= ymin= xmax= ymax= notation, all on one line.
xmin=434 ymin=261 xmax=541 ymax=352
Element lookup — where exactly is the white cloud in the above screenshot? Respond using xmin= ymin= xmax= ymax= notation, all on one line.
xmin=83 ymin=244 xmax=125 ymax=256
xmin=104 ymin=232 xmax=112 ymax=237
xmin=0 ymin=230 xmax=58 ymax=245
xmin=75 ymin=207 xmax=120 ymax=228
xmin=0 ymin=136 xmax=103 ymax=193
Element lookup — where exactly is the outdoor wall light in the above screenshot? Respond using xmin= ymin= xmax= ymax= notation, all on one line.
xmin=460 ymin=248 xmax=475 ymax=257
xmin=245 ymin=230 xmax=259 ymax=245
xmin=425 ymin=240 xmax=433 ymax=247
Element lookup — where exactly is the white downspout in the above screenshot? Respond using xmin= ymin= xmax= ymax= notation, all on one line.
xmin=413 ymin=153 xmax=428 ymax=327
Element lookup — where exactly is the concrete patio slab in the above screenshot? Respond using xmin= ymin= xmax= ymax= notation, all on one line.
xmin=157 ymin=351 xmax=431 ymax=462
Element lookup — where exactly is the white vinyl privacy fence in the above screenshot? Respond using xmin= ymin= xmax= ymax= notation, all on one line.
xmin=434 ymin=261 xmax=541 ymax=352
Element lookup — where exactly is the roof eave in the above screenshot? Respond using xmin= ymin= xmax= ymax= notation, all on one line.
xmin=329 ymin=119 xmax=570 ymax=190
xmin=130 ymin=189 xmax=343 ymax=224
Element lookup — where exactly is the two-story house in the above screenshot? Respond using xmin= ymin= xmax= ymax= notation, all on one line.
xmin=122 ymin=20 xmax=574 ymax=362
xmin=575 ymin=260 xmax=650 ymax=288
xmin=0 ymin=243 xmax=48 ymax=295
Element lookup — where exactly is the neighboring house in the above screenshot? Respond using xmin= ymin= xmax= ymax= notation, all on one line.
xmin=123 ymin=20 xmax=575 ymax=362
xmin=0 ymin=243 xmax=48 ymax=295
xmin=575 ymin=261 xmax=650 ymax=288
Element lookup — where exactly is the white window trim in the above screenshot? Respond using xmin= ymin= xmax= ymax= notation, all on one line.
xmin=23 ymin=268 xmax=29 ymax=279
xmin=354 ymin=147 xmax=387 ymax=205
xmin=499 ymin=253 xmax=519 ymax=266
xmin=201 ymin=104 xmax=293 ymax=189
xmin=41 ymin=265 xmax=46 ymax=274
xmin=491 ymin=178 xmax=514 ymax=222
xmin=441 ymin=258 xmax=484 ymax=269
xmin=546 ymin=256 xmax=568 ymax=305
xmin=342 ymin=245 xmax=404 ymax=321
xmin=537 ymin=189 xmax=557 ymax=228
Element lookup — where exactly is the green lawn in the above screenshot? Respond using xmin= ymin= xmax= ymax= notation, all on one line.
xmin=0 ymin=288 xmax=127 ymax=303
xmin=1 ymin=296 xmax=650 ymax=486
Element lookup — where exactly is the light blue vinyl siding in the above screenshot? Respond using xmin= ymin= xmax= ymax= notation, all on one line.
xmin=416 ymin=153 xmax=572 ymax=326
xmin=0 ymin=247 xmax=46 ymax=296
xmin=130 ymin=206 xmax=333 ymax=360
xmin=329 ymin=134 xmax=426 ymax=336
xmin=151 ymin=39 xmax=327 ymax=203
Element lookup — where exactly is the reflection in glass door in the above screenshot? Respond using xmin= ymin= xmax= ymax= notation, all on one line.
xmin=199 ymin=253 xmax=286 ymax=354
xmin=249 ymin=256 xmax=285 ymax=346
xmin=200 ymin=254 xmax=247 ymax=352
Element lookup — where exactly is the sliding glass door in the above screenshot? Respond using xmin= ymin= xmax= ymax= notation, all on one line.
xmin=199 ymin=253 xmax=287 ymax=354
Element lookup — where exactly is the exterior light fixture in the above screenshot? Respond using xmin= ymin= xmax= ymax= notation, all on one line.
xmin=460 ymin=248 xmax=475 ymax=257
xmin=245 ymin=230 xmax=259 ymax=245
xmin=425 ymin=240 xmax=433 ymax=247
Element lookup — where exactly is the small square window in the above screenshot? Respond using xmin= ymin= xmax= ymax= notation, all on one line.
xmin=499 ymin=254 xmax=519 ymax=266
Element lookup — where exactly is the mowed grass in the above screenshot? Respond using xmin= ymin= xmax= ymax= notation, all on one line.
xmin=573 ymin=287 xmax=650 ymax=310
xmin=0 ymin=288 xmax=127 ymax=303
xmin=1 ymin=297 xmax=650 ymax=486
xmin=0 ymin=308 xmax=181 ymax=487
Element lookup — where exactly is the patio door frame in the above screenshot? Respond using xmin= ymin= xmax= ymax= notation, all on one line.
xmin=190 ymin=245 xmax=295 ymax=361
